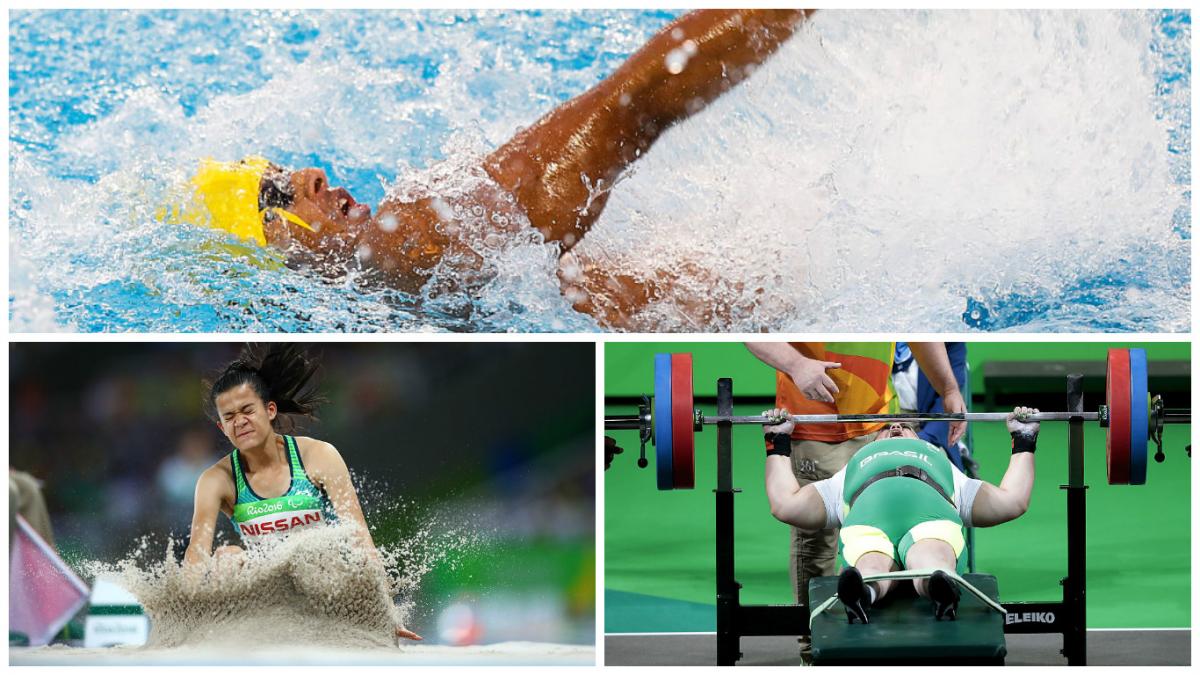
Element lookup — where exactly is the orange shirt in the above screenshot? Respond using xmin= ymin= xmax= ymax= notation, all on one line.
xmin=775 ymin=342 xmax=898 ymax=442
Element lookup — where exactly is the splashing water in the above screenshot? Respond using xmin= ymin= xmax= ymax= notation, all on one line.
xmin=8 ymin=10 xmax=1189 ymax=331
xmin=582 ymin=9 xmax=1190 ymax=331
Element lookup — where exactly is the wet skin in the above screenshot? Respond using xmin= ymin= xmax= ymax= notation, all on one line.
xmin=263 ymin=10 xmax=816 ymax=322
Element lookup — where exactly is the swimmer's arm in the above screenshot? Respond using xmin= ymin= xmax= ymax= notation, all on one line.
xmin=556 ymin=250 xmax=733 ymax=329
xmin=556 ymin=252 xmax=657 ymax=327
xmin=487 ymin=10 xmax=814 ymax=248
xmin=764 ymin=455 xmax=828 ymax=531
xmin=183 ymin=467 xmax=228 ymax=567
xmin=971 ymin=452 xmax=1035 ymax=527
xmin=606 ymin=10 xmax=815 ymax=130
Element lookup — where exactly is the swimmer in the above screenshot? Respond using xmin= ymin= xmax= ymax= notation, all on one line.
xmin=183 ymin=343 xmax=422 ymax=642
xmin=190 ymin=10 xmax=814 ymax=328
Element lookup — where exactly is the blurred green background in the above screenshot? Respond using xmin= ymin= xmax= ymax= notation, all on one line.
xmin=604 ymin=341 xmax=1190 ymax=632
xmin=10 ymin=342 xmax=595 ymax=645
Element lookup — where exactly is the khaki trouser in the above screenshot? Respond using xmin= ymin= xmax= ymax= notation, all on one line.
xmin=790 ymin=435 xmax=874 ymax=657
xmin=9 ymin=470 xmax=54 ymax=549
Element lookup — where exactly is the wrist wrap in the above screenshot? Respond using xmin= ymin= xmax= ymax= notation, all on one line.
xmin=1011 ymin=432 xmax=1037 ymax=455
xmin=766 ymin=433 xmax=792 ymax=457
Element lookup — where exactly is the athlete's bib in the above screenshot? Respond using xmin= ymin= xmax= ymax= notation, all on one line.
xmin=228 ymin=435 xmax=334 ymax=544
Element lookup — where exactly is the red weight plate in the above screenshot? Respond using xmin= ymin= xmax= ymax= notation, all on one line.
xmin=1106 ymin=348 xmax=1132 ymax=485
xmin=671 ymin=353 xmax=695 ymax=489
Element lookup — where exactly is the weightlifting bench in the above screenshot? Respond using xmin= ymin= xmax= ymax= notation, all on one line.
xmin=808 ymin=573 xmax=1006 ymax=665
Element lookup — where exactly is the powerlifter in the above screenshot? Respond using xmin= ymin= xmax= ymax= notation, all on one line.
xmin=761 ymin=407 xmax=1039 ymax=623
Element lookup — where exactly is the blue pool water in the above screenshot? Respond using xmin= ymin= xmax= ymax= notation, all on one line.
xmin=8 ymin=10 xmax=1190 ymax=332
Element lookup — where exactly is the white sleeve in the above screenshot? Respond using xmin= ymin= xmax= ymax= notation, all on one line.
xmin=812 ymin=466 xmax=847 ymax=529
xmin=951 ymin=463 xmax=983 ymax=527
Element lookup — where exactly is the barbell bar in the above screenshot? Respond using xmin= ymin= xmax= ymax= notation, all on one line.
xmin=605 ymin=409 xmax=1191 ymax=428
xmin=604 ymin=348 xmax=1189 ymax=490
xmin=726 ymin=412 xmax=1096 ymax=424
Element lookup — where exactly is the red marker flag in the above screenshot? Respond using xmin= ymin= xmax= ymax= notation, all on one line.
xmin=9 ymin=515 xmax=89 ymax=646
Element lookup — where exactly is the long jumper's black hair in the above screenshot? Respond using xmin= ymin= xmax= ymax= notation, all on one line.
xmin=203 ymin=343 xmax=328 ymax=432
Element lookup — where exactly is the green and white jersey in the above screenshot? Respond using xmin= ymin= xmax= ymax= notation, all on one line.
xmin=811 ymin=437 xmax=983 ymax=528
xmin=228 ymin=435 xmax=335 ymax=544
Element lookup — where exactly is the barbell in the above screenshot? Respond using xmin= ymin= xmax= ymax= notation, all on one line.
xmin=604 ymin=348 xmax=1189 ymax=490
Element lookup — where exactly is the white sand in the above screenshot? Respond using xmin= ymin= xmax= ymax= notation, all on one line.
xmin=16 ymin=522 xmax=587 ymax=667
xmin=10 ymin=641 xmax=595 ymax=665
xmin=97 ymin=524 xmax=407 ymax=651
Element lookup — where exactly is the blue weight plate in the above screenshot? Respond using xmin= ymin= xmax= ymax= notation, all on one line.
xmin=1127 ymin=348 xmax=1148 ymax=485
xmin=653 ymin=353 xmax=674 ymax=490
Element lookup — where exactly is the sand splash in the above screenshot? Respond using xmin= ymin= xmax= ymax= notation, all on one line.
xmin=79 ymin=512 xmax=480 ymax=651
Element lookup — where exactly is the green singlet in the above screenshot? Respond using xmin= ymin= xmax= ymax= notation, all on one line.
xmin=839 ymin=437 xmax=967 ymax=573
xmin=228 ymin=435 xmax=336 ymax=544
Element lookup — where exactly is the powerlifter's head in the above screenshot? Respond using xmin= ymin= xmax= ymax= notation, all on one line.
xmin=875 ymin=422 xmax=919 ymax=440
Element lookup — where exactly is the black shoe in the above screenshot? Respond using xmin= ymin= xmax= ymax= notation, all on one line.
xmin=837 ymin=567 xmax=872 ymax=624
xmin=928 ymin=570 xmax=960 ymax=621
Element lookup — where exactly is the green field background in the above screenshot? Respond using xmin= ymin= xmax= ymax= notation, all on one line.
xmin=604 ymin=342 xmax=1191 ymax=632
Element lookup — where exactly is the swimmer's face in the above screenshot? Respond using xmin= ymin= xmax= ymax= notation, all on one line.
xmin=214 ymin=383 xmax=277 ymax=451
xmin=263 ymin=168 xmax=372 ymax=251
xmin=876 ymin=422 xmax=919 ymax=440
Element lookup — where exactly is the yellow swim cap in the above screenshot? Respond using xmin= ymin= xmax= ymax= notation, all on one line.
xmin=189 ymin=156 xmax=314 ymax=246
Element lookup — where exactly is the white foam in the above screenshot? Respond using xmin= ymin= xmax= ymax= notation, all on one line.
xmin=577 ymin=10 xmax=1187 ymax=330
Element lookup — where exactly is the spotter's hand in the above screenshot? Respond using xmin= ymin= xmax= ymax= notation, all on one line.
xmin=605 ymin=436 xmax=624 ymax=470
xmin=762 ymin=408 xmax=795 ymax=436
xmin=787 ymin=357 xmax=842 ymax=404
xmin=942 ymin=389 xmax=968 ymax=445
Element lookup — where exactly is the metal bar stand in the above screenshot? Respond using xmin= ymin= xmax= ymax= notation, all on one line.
xmin=1063 ymin=374 xmax=1088 ymax=665
xmin=715 ymin=378 xmax=740 ymax=666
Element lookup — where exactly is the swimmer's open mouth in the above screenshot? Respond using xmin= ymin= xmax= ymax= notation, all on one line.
xmin=333 ymin=189 xmax=353 ymax=216
xmin=334 ymin=189 xmax=371 ymax=221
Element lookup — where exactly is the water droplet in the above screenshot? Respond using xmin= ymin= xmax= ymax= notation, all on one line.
xmin=564 ymin=287 xmax=588 ymax=304
xmin=664 ymin=48 xmax=689 ymax=75
xmin=429 ymin=198 xmax=455 ymax=222
xmin=377 ymin=214 xmax=399 ymax=233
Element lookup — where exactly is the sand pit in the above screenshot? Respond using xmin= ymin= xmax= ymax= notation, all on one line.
xmin=10 ymin=642 xmax=595 ymax=666
xmin=13 ymin=521 xmax=596 ymax=666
